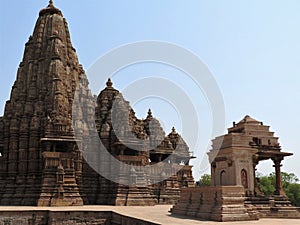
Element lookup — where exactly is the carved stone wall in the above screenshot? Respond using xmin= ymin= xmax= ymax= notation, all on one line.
xmin=81 ymin=79 xmax=195 ymax=206
xmin=0 ymin=2 xmax=92 ymax=206
xmin=0 ymin=2 xmax=194 ymax=206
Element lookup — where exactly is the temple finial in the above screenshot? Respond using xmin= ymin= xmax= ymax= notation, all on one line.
xmin=172 ymin=127 xmax=176 ymax=133
xmin=40 ymin=0 xmax=61 ymax=16
xmin=147 ymin=109 xmax=152 ymax=118
xmin=106 ymin=78 xmax=113 ymax=87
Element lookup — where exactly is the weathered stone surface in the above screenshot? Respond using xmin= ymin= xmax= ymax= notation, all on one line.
xmin=246 ymin=195 xmax=300 ymax=219
xmin=208 ymin=115 xmax=300 ymax=218
xmin=0 ymin=210 xmax=159 ymax=225
xmin=80 ymin=79 xmax=195 ymax=206
xmin=208 ymin=115 xmax=293 ymax=196
xmin=172 ymin=116 xmax=300 ymax=221
xmin=0 ymin=1 xmax=90 ymax=206
xmin=171 ymin=186 xmax=255 ymax=222
xmin=0 ymin=1 xmax=195 ymax=207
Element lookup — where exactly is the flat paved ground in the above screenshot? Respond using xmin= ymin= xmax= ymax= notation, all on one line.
xmin=0 ymin=205 xmax=299 ymax=225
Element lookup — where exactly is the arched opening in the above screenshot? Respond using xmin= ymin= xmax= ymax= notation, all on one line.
xmin=241 ymin=169 xmax=248 ymax=188
xmin=220 ymin=170 xmax=226 ymax=185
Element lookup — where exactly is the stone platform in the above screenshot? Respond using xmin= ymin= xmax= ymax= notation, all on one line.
xmin=0 ymin=205 xmax=299 ymax=225
xmin=171 ymin=186 xmax=258 ymax=221
xmin=171 ymin=186 xmax=300 ymax=222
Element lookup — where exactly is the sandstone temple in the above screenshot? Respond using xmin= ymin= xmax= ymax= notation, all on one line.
xmin=1 ymin=1 xmax=300 ymax=223
xmin=0 ymin=1 xmax=194 ymax=207
xmin=172 ymin=115 xmax=300 ymax=221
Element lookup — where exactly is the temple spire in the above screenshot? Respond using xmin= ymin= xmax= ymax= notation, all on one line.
xmin=148 ymin=109 xmax=152 ymax=115
xmin=0 ymin=1 xmax=86 ymax=206
xmin=40 ymin=0 xmax=61 ymax=16
xmin=106 ymin=78 xmax=113 ymax=87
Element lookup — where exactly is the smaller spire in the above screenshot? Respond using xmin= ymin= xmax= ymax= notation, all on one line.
xmin=106 ymin=78 xmax=113 ymax=87
xmin=172 ymin=127 xmax=176 ymax=133
xmin=49 ymin=0 xmax=54 ymax=7
xmin=147 ymin=109 xmax=152 ymax=118
xmin=40 ymin=0 xmax=61 ymax=16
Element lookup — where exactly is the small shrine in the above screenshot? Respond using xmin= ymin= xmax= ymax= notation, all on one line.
xmin=208 ymin=115 xmax=292 ymax=197
xmin=172 ymin=115 xmax=300 ymax=221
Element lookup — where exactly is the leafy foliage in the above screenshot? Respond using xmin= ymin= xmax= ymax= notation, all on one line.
xmin=197 ymin=174 xmax=211 ymax=186
xmin=258 ymin=175 xmax=275 ymax=195
xmin=286 ymin=183 xmax=300 ymax=206
xmin=258 ymin=172 xmax=300 ymax=206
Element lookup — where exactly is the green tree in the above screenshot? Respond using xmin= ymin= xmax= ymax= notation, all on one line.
xmin=258 ymin=172 xmax=300 ymax=207
xmin=281 ymin=172 xmax=299 ymax=189
xmin=197 ymin=174 xmax=211 ymax=186
xmin=286 ymin=183 xmax=300 ymax=207
xmin=258 ymin=175 xmax=274 ymax=195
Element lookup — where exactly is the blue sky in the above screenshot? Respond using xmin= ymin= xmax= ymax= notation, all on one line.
xmin=1 ymin=0 xmax=300 ymax=180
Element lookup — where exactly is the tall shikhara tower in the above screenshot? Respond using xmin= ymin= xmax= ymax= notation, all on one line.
xmin=0 ymin=1 xmax=195 ymax=206
xmin=0 ymin=1 xmax=91 ymax=206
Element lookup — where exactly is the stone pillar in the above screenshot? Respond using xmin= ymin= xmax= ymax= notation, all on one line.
xmin=211 ymin=162 xmax=216 ymax=186
xmin=272 ymin=157 xmax=285 ymax=196
xmin=252 ymin=154 xmax=259 ymax=196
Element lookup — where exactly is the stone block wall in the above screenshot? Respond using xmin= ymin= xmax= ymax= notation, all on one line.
xmin=171 ymin=186 xmax=257 ymax=222
xmin=0 ymin=210 xmax=159 ymax=225
xmin=246 ymin=196 xmax=300 ymax=219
